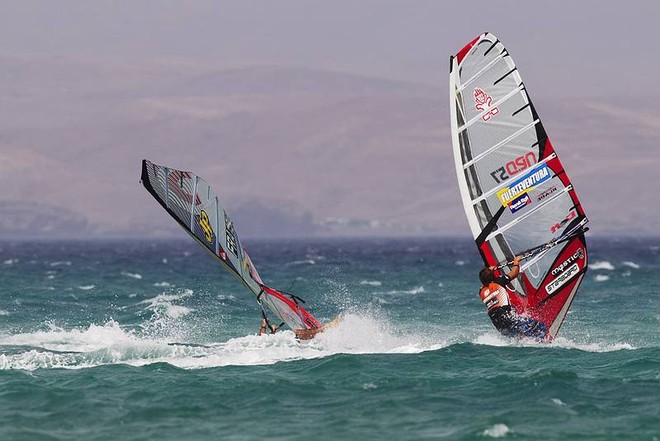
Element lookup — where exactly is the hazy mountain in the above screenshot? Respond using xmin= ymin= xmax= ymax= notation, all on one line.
xmin=0 ymin=54 xmax=655 ymax=238
xmin=0 ymin=200 xmax=89 ymax=238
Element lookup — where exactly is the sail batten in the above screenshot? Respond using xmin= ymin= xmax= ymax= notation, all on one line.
xmin=450 ymin=33 xmax=589 ymax=340
xmin=190 ymin=176 xmax=198 ymax=230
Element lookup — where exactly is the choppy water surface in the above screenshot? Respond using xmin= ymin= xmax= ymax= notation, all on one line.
xmin=1 ymin=237 xmax=658 ymax=440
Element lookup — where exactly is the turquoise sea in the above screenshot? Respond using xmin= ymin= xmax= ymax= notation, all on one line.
xmin=1 ymin=237 xmax=658 ymax=440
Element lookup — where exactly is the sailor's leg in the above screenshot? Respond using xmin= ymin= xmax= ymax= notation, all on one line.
xmin=516 ymin=317 xmax=547 ymax=340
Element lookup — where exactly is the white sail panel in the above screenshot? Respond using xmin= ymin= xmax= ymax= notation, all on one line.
xmin=450 ymin=33 xmax=589 ymax=339
xmin=141 ymin=159 xmax=321 ymax=332
xmin=141 ymin=160 xmax=261 ymax=294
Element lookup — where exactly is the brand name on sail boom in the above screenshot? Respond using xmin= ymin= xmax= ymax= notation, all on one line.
xmin=497 ymin=164 xmax=551 ymax=206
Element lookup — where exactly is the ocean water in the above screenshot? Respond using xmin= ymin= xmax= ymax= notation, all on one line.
xmin=0 ymin=237 xmax=658 ymax=441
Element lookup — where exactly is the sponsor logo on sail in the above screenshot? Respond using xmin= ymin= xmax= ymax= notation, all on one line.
xmin=489 ymin=152 xmax=537 ymax=184
xmin=551 ymin=209 xmax=578 ymax=234
xmin=199 ymin=210 xmax=214 ymax=243
xmin=497 ymin=164 xmax=551 ymax=207
xmin=224 ymin=211 xmax=239 ymax=257
xmin=551 ymin=248 xmax=584 ymax=276
xmin=474 ymin=87 xmax=499 ymax=121
xmin=546 ymin=263 xmax=579 ymax=295
xmin=509 ymin=193 xmax=532 ymax=214
xmin=506 ymin=152 xmax=537 ymax=176
xmin=537 ymin=186 xmax=558 ymax=202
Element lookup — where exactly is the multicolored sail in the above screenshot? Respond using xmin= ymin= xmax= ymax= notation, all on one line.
xmin=449 ymin=33 xmax=589 ymax=339
xmin=140 ymin=159 xmax=322 ymax=332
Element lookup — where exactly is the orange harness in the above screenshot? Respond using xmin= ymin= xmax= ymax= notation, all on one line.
xmin=479 ymin=282 xmax=510 ymax=312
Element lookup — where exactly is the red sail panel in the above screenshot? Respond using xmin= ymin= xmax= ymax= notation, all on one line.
xmin=260 ymin=286 xmax=322 ymax=331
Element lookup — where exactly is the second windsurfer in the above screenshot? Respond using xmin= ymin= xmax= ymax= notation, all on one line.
xmin=258 ymin=318 xmax=278 ymax=336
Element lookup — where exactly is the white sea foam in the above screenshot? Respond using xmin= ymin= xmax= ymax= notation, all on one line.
xmin=359 ymin=280 xmax=382 ymax=286
xmin=589 ymin=261 xmax=615 ymax=271
xmin=0 ymin=312 xmax=448 ymax=371
xmin=483 ymin=424 xmax=510 ymax=438
xmin=1 ymin=320 xmax=135 ymax=353
xmin=50 ymin=261 xmax=71 ymax=267
xmin=550 ymin=337 xmax=635 ymax=352
xmin=153 ymin=282 xmax=172 ymax=287
xmin=3 ymin=258 xmax=17 ymax=265
xmin=321 ymin=314 xmax=443 ymax=354
xmin=474 ymin=332 xmax=636 ymax=352
xmin=0 ymin=312 xmax=637 ymax=371
xmin=385 ymin=286 xmax=425 ymax=295
xmin=551 ymin=398 xmax=566 ymax=406
xmin=140 ymin=289 xmax=194 ymax=319
xmin=163 ymin=305 xmax=191 ymax=319
xmin=622 ymin=261 xmax=640 ymax=269
xmin=78 ymin=285 xmax=95 ymax=290
xmin=140 ymin=290 xmax=193 ymax=306
xmin=474 ymin=332 xmax=512 ymax=347
xmin=594 ymin=274 xmax=609 ymax=282
xmin=454 ymin=260 xmax=467 ymax=266
xmin=121 ymin=271 xmax=143 ymax=279
xmin=0 ymin=321 xmax=203 ymax=371
xmin=0 ymin=310 xmax=9 ymax=316
xmin=285 ymin=259 xmax=316 ymax=266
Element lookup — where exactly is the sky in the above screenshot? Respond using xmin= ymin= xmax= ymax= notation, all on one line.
xmin=0 ymin=1 xmax=658 ymax=238
xmin=1 ymin=1 xmax=658 ymax=96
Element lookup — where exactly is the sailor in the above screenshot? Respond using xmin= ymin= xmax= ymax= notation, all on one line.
xmin=258 ymin=318 xmax=277 ymax=336
xmin=478 ymin=256 xmax=547 ymax=340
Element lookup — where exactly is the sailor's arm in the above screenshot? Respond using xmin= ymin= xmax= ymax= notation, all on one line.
xmin=490 ymin=255 xmax=522 ymax=280
xmin=506 ymin=255 xmax=523 ymax=279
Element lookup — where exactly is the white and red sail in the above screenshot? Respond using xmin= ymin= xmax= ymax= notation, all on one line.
xmin=140 ymin=159 xmax=322 ymax=333
xmin=449 ymin=33 xmax=589 ymax=340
